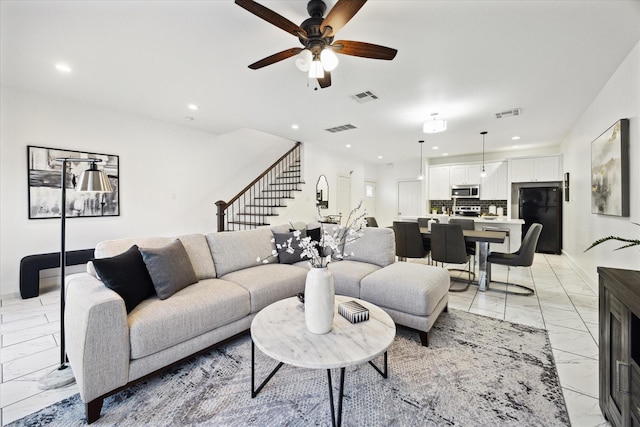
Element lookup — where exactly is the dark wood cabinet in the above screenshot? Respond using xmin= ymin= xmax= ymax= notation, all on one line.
xmin=599 ymin=267 xmax=640 ymax=427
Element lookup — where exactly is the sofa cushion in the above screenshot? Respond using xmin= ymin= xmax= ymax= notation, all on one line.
xmin=327 ymin=260 xmax=381 ymax=298
xmin=128 ymin=278 xmax=250 ymax=359
xmin=221 ymin=264 xmax=307 ymax=313
xmin=273 ymin=229 xmax=309 ymax=264
xmin=139 ymin=240 xmax=198 ymax=300
xmin=94 ymin=234 xmax=215 ymax=280
xmin=176 ymin=234 xmax=217 ymax=280
xmin=346 ymin=227 xmax=396 ymax=267
xmin=207 ymin=228 xmax=276 ymax=277
xmin=91 ymin=245 xmax=156 ymax=313
xmin=360 ymin=262 xmax=450 ymax=316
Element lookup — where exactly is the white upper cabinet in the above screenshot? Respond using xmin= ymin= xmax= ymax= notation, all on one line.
xmin=480 ymin=161 xmax=508 ymax=200
xmin=510 ymin=155 xmax=562 ymax=182
xmin=449 ymin=163 xmax=481 ymax=185
xmin=428 ymin=165 xmax=450 ymax=200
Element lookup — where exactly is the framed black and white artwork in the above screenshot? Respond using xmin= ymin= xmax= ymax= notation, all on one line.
xmin=590 ymin=119 xmax=629 ymax=217
xmin=27 ymin=145 xmax=120 ymax=219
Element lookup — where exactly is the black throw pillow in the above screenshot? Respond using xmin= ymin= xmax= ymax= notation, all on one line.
xmin=92 ymin=245 xmax=156 ymax=313
xmin=306 ymin=226 xmax=322 ymax=244
xmin=274 ymin=229 xmax=308 ymax=264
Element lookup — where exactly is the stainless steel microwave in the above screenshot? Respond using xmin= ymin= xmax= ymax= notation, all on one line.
xmin=451 ymin=185 xmax=480 ymax=199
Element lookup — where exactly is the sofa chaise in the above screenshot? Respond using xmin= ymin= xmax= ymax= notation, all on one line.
xmin=65 ymin=225 xmax=449 ymax=423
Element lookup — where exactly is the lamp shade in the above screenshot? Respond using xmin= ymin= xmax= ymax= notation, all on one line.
xmin=320 ymin=48 xmax=339 ymax=71
xmin=295 ymin=49 xmax=312 ymax=72
xmin=76 ymin=163 xmax=113 ymax=192
xmin=308 ymin=60 xmax=324 ymax=78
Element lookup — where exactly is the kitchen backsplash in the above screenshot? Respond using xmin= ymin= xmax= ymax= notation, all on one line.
xmin=429 ymin=200 xmax=508 ymax=215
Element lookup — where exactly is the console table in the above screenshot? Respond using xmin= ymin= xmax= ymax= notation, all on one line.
xmin=598 ymin=267 xmax=640 ymax=427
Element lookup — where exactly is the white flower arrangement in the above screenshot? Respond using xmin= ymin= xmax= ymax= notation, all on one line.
xmin=257 ymin=200 xmax=367 ymax=268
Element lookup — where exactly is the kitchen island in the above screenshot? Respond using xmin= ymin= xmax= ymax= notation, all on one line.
xmin=397 ymin=215 xmax=524 ymax=253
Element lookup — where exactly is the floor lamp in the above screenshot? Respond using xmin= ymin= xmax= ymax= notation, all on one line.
xmin=37 ymin=158 xmax=113 ymax=390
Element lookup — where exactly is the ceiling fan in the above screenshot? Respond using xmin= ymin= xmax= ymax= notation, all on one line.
xmin=235 ymin=0 xmax=398 ymax=89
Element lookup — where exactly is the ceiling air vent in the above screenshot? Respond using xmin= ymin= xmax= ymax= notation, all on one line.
xmin=495 ymin=108 xmax=522 ymax=119
xmin=350 ymin=91 xmax=379 ymax=104
xmin=325 ymin=123 xmax=358 ymax=133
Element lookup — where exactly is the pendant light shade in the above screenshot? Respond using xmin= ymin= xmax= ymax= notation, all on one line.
xmin=423 ymin=113 xmax=447 ymax=134
xmin=76 ymin=162 xmax=113 ymax=192
xmin=480 ymin=131 xmax=487 ymax=178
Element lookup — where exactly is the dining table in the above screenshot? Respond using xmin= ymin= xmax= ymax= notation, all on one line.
xmin=420 ymin=227 xmax=507 ymax=291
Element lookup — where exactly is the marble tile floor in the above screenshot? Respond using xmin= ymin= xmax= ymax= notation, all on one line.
xmin=0 ymin=254 xmax=607 ymax=426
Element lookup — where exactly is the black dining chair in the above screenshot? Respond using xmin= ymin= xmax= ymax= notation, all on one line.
xmin=448 ymin=218 xmax=477 ymax=280
xmin=365 ymin=217 xmax=379 ymax=227
xmin=393 ymin=221 xmax=429 ymax=262
xmin=486 ymin=223 xmax=543 ymax=296
xmin=430 ymin=223 xmax=473 ymax=291
xmin=416 ymin=218 xmax=435 ymax=261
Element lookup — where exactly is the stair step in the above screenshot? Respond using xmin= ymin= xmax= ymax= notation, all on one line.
xmin=236 ymin=213 xmax=278 ymax=217
xmin=262 ymin=189 xmax=301 ymax=193
xmin=254 ymin=196 xmax=294 ymax=200
xmin=245 ymin=204 xmax=286 ymax=208
xmin=228 ymin=220 xmax=269 ymax=226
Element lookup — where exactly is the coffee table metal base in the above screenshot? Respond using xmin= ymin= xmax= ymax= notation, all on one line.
xmin=251 ymin=340 xmax=388 ymax=427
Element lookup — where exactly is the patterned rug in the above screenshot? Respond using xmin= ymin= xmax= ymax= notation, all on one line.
xmin=9 ymin=309 xmax=570 ymax=426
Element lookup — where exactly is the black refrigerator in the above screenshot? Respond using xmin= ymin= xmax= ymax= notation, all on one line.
xmin=519 ymin=187 xmax=562 ymax=254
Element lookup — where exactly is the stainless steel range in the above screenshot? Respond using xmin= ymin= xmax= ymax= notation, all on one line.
xmin=454 ymin=206 xmax=481 ymax=217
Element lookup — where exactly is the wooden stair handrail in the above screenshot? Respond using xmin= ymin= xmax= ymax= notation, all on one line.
xmin=216 ymin=142 xmax=301 ymax=231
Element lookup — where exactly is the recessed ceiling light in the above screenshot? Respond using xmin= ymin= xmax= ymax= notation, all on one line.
xmin=442 ymin=153 xmax=449 ymax=156
xmin=378 ymin=155 xmax=383 ymax=159
xmin=291 ymin=124 xmax=299 ymax=130
xmin=432 ymin=146 xmax=439 ymax=150
xmin=188 ymin=104 xmax=199 ymax=111
xmin=512 ymin=136 xmax=521 ymax=140
xmin=345 ymin=144 xmax=351 ymax=148
xmin=512 ymin=145 xmax=519 ymax=148
xmin=55 ymin=63 xmax=72 ymax=73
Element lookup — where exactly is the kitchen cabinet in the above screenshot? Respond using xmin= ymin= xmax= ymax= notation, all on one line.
xmin=480 ymin=161 xmax=508 ymax=200
xmin=428 ymin=166 xmax=450 ymax=200
xmin=450 ymin=163 xmax=480 ymax=185
xmin=510 ymin=155 xmax=562 ymax=182
xmin=598 ymin=267 xmax=640 ymax=427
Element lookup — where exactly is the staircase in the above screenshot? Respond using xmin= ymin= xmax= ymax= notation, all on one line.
xmin=216 ymin=142 xmax=304 ymax=231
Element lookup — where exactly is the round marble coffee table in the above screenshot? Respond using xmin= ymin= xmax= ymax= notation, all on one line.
xmin=250 ymin=295 xmax=396 ymax=427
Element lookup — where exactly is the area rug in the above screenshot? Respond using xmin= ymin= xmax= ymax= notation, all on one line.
xmin=9 ymin=309 xmax=570 ymax=426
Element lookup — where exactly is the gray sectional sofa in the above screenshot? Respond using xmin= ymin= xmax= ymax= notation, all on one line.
xmin=65 ymin=225 xmax=450 ymax=423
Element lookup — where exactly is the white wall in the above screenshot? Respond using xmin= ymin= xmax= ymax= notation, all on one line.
xmin=561 ymin=40 xmax=640 ymax=287
xmin=375 ymin=158 xmax=427 ymax=227
xmin=277 ymin=143 xmax=376 ymax=226
xmin=0 ymin=87 xmax=293 ymax=296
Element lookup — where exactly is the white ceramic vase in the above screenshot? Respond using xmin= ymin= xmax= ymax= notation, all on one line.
xmin=304 ymin=267 xmax=335 ymax=334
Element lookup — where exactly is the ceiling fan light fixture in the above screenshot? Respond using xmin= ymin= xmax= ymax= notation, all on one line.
xmin=423 ymin=113 xmax=447 ymax=134
xmin=295 ymin=49 xmax=312 ymax=72
xmin=320 ymin=48 xmax=339 ymax=71
xmin=309 ymin=59 xmax=324 ymax=78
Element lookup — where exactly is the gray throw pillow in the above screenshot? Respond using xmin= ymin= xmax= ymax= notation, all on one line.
xmin=139 ymin=239 xmax=197 ymax=299
xmin=273 ymin=229 xmax=308 ymax=264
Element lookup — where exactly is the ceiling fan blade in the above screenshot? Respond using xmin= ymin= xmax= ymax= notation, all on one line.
xmin=318 ymin=71 xmax=332 ymax=89
xmin=235 ymin=0 xmax=307 ymax=37
xmin=321 ymin=0 xmax=367 ymax=37
xmin=248 ymin=48 xmax=302 ymax=69
xmin=332 ymin=40 xmax=397 ymax=60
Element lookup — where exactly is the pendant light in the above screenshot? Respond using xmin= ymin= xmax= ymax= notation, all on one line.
xmin=417 ymin=140 xmax=425 ymax=180
xmin=480 ymin=131 xmax=487 ymax=178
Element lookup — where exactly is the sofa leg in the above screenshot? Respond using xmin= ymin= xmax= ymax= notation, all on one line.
xmin=419 ymin=331 xmax=429 ymax=347
xmin=86 ymin=398 xmax=104 ymax=424
xmin=443 ymin=303 xmax=448 ymax=313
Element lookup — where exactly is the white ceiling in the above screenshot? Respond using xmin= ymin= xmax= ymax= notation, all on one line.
xmin=2 ymin=0 xmax=640 ymax=164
